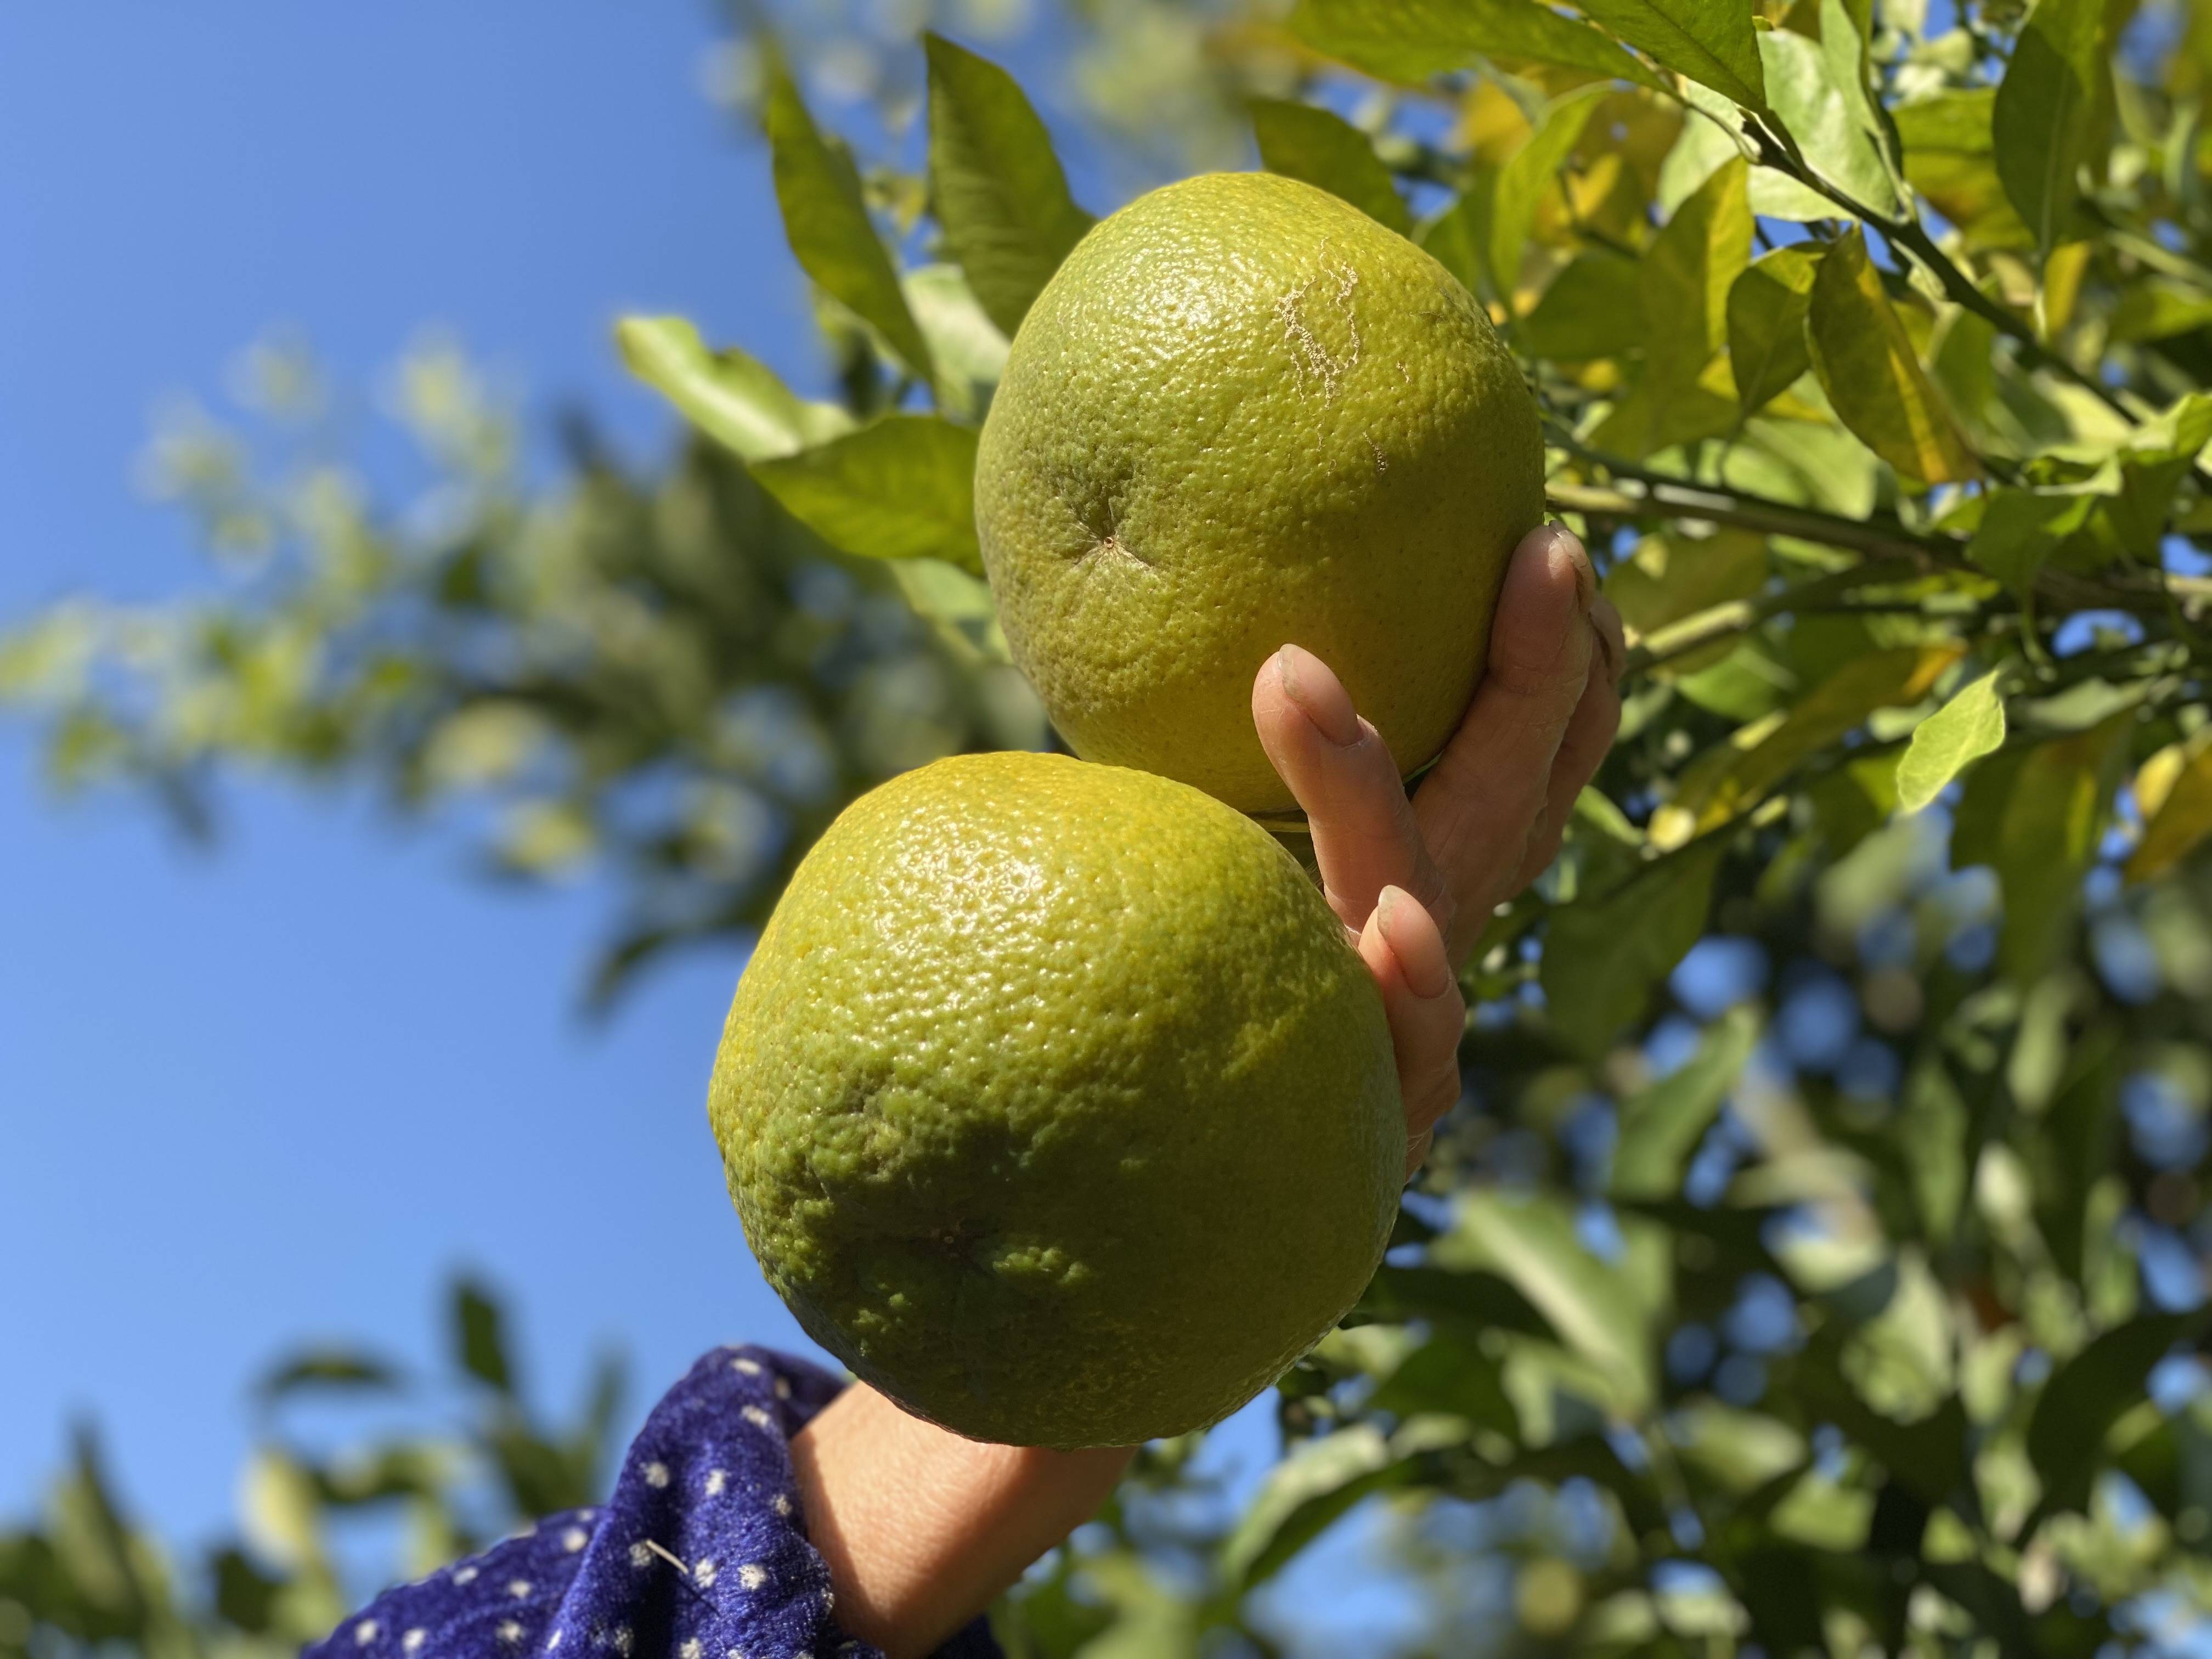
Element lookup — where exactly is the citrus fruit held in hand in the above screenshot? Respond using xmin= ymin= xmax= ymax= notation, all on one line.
xmin=708 ymin=751 xmax=1402 ymax=1448
xmin=976 ymin=170 xmax=1544 ymax=816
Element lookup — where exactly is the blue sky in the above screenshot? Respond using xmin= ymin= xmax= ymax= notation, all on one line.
xmin=0 ymin=2 xmax=1306 ymax=1572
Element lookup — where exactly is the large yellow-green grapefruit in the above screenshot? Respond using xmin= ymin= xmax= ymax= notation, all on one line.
xmin=976 ymin=170 xmax=1544 ymax=816
xmin=708 ymin=751 xmax=1402 ymax=1447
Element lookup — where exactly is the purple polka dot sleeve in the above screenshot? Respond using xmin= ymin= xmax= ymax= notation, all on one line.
xmin=303 ymin=1347 xmax=1002 ymax=1659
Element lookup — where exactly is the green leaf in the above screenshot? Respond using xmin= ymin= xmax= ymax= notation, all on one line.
xmin=1895 ymin=670 xmax=2007 ymax=812
xmin=1487 ymin=86 xmax=1609 ymax=301
xmin=1758 ymin=27 xmax=1907 ymax=218
xmin=1347 ymin=1263 xmax=1557 ymax=1336
xmin=256 ymin=1351 xmax=404 ymax=1401
xmin=1437 ymin=1192 xmax=1658 ymax=1412
xmin=1370 ymin=1327 xmax=1520 ymax=1437
xmin=1805 ymin=229 xmax=1979 ymax=485
xmin=1520 ymin=252 xmax=1645 ymax=359
xmin=922 ymin=33 xmax=1093 ymax=339
xmin=1612 ymin=1005 xmax=1758 ymax=1199
xmin=1591 ymin=156 xmax=1751 ymax=456
xmin=1655 ymin=645 xmax=1959 ymax=842
xmin=1895 ymin=88 xmax=2035 ymax=250
xmin=616 ymin=317 xmax=853 ymax=462
xmin=1286 ymin=0 xmax=1662 ymax=90
xmin=1220 ymin=1426 xmax=1409 ymax=1588
xmin=1993 ymin=714 xmax=2135 ymax=981
xmin=764 ymin=61 xmax=933 ymax=383
xmin=1966 ymin=486 xmax=2099 ymax=600
xmin=1726 ymin=244 xmax=1820 ymax=412
xmin=1541 ymin=833 xmax=1728 ymax=1056
xmin=453 ymin=1278 xmax=514 ymax=1396
xmin=749 ymin=415 xmax=983 ymax=574
xmin=2109 ymin=279 xmax=2212 ymax=343
xmin=902 ymin=264 xmax=1011 ymax=421
xmin=1993 ymin=0 xmax=2106 ymax=253
xmin=1575 ymin=0 xmax=1765 ymax=109
xmin=2027 ymin=1313 xmax=2200 ymax=1521
xmin=1251 ymin=98 xmax=1410 ymax=235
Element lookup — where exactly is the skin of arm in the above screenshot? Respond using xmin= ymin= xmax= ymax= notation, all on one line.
xmin=788 ymin=524 xmax=1624 ymax=1659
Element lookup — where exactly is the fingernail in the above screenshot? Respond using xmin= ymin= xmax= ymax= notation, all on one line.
xmin=1553 ymin=527 xmax=1596 ymax=616
xmin=1276 ymin=644 xmax=1361 ymax=746
xmin=1378 ymin=887 xmax=1452 ymax=998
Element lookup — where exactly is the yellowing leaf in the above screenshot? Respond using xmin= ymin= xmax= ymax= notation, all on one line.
xmin=1488 ymin=86 xmax=1609 ymax=301
xmin=2129 ymin=733 xmax=2212 ymax=881
xmin=616 ymin=317 xmax=853 ymax=462
xmin=765 ymin=63 xmax=933 ymax=383
xmin=923 ymin=34 xmax=1094 ymax=339
xmin=1252 ymin=98 xmax=1411 ymax=235
xmin=1727 ymin=244 xmax=1821 ymax=411
xmin=1805 ymin=229 xmax=1979 ymax=485
xmin=1895 ymin=670 xmax=2007 ymax=812
xmin=1660 ymin=645 xmax=1960 ymax=841
xmin=1993 ymin=0 xmax=2106 ymax=253
xmin=1286 ymin=0 xmax=1662 ymax=90
xmin=749 ymin=416 xmax=983 ymax=573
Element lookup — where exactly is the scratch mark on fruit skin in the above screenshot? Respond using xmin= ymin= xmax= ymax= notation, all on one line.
xmin=1366 ymin=435 xmax=1389 ymax=475
xmin=1276 ymin=240 xmax=1362 ymax=402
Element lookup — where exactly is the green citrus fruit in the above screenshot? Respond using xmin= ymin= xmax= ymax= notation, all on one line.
xmin=977 ymin=170 xmax=1544 ymax=816
xmin=708 ymin=751 xmax=1401 ymax=1447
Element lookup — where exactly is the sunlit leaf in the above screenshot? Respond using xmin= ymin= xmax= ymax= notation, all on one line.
xmin=764 ymin=61 xmax=933 ymax=382
xmin=1438 ymin=1192 xmax=1658 ymax=1412
xmin=923 ymin=33 xmax=1093 ymax=339
xmin=1612 ymin=1005 xmax=1758 ymax=1199
xmin=1894 ymin=89 xmax=2034 ymax=250
xmin=1805 ymin=230 xmax=1979 ymax=485
xmin=1758 ymin=26 xmax=1906 ymax=218
xmin=1576 ymin=0 xmax=1765 ymax=109
xmin=1488 ymin=86 xmax=1610 ymax=300
xmin=616 ymin=317 xmax=853 ymax=462
xmin=1993 ymin=714 xmax=2135 ymax=980
xmin=2128 ymin=731 xmax=2212 ymax=881
xmin=1285 ymin=0 xmax=1662 ymax=90
xmin=1251 ymin=98 xmax=1410 ymax=235
xmin=1896 ymin=669 xmax=2007 ymax=813
xmin=1592 ymin=156 xmax=1751 ymax=455
xmin=1726 ymin=244 xmax=1820 ymax=413
xmin=1219 ymin=1426 xmax=1408 ymax=1588
xmin=1993 ymin=0 xmax=2106 ymax=253
xmin=1656 ymin=645 xmax=1959 ymax=842
xmin=749 ymin=416 xmax=983 ymax=574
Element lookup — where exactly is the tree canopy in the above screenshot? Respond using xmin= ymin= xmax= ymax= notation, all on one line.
xmin=10 ymin=1 xmax=2212 ymax=1653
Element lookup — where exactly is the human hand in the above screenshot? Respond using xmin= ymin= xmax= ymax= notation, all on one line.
xmin=1251 ymin=523 xmax=1625 ymax=1177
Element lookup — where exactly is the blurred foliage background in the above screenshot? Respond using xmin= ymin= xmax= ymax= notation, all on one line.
xmin=9 ymin=0 xmax=2212 ymax=1653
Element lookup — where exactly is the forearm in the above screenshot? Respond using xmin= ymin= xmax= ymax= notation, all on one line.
xmin=788 ymin=1383 xmax=1134 ymax=1659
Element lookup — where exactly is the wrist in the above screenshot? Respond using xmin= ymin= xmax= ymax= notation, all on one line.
xmin=788 ymin=1383 xmax=1134 ymax=1659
